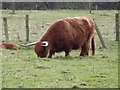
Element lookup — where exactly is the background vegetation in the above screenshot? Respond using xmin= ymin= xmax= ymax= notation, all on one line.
xmin=2 ymin=2 xmax=120 ymax=10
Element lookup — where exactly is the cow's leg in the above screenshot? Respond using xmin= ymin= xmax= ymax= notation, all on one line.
xmin=64 ymin=46 xmax=70 ymax=57
xmin=48 ymin=50 xmax=54 ymax=58
xmin=48 ymin=54 xmax=52 ymax=58
xmin=65 ymin=51 xmax=70 ymax=57
xmin=80 ymin=43 xmax=90 ymax=56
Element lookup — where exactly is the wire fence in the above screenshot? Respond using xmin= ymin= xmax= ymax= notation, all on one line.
xmin=2 ymin=10 xmax=119 ymax=45
xmin=2 ymin=12 xmax=50 ymax=42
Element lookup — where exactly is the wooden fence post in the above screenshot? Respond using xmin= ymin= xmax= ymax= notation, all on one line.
xmin=3 ymin=17 xmax=9 ymax=43
xmin=95 ymin=5 xmax=98 ymax=11
xmin=115 ymin=13 xmax=119 ymax=41
xmin=25 ymin=14 xmax=29 ymax=42
xmin=94 ymin=20 xmax=107 ymax=49
xmin=11 ymin=1 xmax=15 ymax=14
xmin=89 ymin=2 xmax=92 ymax=14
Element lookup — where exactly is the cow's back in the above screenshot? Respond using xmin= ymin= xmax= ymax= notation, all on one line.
xmin=63 ymin=17 xmax=95 ymax=49
xmin=40 ymin=17 xmax=95 ymax=51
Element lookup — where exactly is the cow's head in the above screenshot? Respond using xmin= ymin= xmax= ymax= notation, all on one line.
xmin=34 ymin=41 xmax=49 ymax=58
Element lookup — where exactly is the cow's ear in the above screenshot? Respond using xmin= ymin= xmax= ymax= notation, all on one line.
xmin=41 ymin=41 xmax=49 ymax=47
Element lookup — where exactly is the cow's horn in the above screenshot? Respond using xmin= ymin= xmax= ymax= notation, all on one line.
xmin=20 ymin=42 xmax=37 ymax=47
xmin=42 ymin=41 xmax=48 ymax=46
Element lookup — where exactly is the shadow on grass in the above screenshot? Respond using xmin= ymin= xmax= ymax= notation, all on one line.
xmin=33 ymin=55 xmax=95 ymax=61
xmin=53 ymin=55 xmax=95 ymax=61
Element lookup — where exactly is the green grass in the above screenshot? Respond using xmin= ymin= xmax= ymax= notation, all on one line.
xmin=1 ymin=10 xmax=119 ymax=88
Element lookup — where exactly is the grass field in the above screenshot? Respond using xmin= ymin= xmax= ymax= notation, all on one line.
xmin=1 ymin=10 xmax=119 ymax=88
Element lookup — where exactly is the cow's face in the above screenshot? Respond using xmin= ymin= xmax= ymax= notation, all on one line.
xmin=34 ymin=41 xmax=49 ymax=58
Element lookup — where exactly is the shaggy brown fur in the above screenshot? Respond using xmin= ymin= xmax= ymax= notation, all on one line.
xmin=0 ymin=43 xmax=19 ymax=50
xmin=34 ymin=17 xmax=96 ymax=58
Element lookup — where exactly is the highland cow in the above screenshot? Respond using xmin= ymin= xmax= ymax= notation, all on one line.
xmin=34 ymin=17 xmax=96 ymax=58
xmin=0 ymin=43 xmax=19 ymax=50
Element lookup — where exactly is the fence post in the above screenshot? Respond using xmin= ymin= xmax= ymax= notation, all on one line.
xmin=115 ymin=13 xmax=119 ymax=41
xmin=89 ymin=2 xmax=92 ymax=14
xmin=95 ymin=5 xmax=98 ymax=11
xmin=11 ymin=1 xmax=15 ymax=14
xmin=94 ymin=20 xmax=107 ymax=49
xmin=25 ymin=14 xmax=29 ymax=42
xmin=3 ymin=17 xmax=9 ymax=43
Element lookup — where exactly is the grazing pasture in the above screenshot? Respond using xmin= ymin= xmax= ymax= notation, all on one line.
xmin=1 ymin=10 xmax=118 ymax=88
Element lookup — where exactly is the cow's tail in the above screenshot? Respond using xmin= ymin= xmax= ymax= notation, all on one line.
xmin=91 ymin=36 xmax=96 ymax=55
